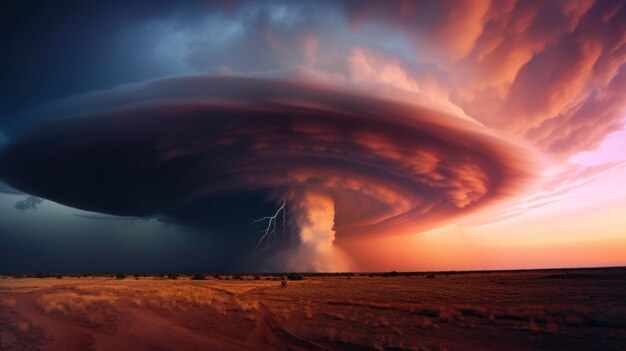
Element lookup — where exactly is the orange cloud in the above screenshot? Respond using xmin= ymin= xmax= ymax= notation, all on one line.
xmin=345 ymin=0 xmax=626 ymax=158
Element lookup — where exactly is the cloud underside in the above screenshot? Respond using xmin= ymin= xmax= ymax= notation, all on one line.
xmin=0 ymin=76 xmax=534 ymax=238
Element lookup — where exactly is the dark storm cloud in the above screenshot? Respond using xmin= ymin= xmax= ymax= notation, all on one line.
xmin=0 ymin=0 xmax=241 ymax=129
xmin=0 ymin=76 xmax=535 ymax=242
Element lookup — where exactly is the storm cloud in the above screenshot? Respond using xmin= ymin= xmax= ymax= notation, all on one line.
xmin=0 ymin=76 xmax=534 ymax=270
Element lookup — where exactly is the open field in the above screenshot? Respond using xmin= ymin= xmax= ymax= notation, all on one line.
xmin=1 ymin=268 xmax=625 ymax=350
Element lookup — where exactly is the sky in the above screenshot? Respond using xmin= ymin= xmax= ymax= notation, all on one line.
xmin=0 ymin=0 xmax=625 ymax=272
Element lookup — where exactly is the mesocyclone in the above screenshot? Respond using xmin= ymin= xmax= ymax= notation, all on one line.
xmin=0 ymin=76 xmax=536 ymax=270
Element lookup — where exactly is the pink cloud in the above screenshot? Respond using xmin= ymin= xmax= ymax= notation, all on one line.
xmin=470 ymin=161 xmax=626 ymax=225
xmin=345 ymin=0 xmax=626 ymax=158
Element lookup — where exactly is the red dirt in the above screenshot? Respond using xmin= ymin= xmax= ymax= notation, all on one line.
xmin=1 ymin=268 xmax=625 ymax=350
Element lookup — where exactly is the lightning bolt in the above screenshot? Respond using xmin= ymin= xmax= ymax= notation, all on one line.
xmin=252 ymin=198 xmax=287 ymax=247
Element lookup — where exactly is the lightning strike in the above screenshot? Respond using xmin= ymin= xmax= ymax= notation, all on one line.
xmin=253 ymin=198 xmax=287 ymax=247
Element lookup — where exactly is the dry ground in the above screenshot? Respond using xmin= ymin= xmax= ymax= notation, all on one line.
xmin=1 ymin=268 xmax=625 ymax=350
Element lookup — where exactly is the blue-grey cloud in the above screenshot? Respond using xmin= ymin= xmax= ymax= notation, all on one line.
xmin=14 ymin=195 xmax=43 ymax=211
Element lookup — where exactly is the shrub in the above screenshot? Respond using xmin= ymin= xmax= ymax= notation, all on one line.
xmin=115 ymin=272 xmax=126 ymax=280
xmin=287 ymin=273 xmax=303 ymax=281
xmin=413 ymin=308 xmax=440 ymax=318
xmin=426 ymin=274 xmax=435 ymax=278
xmin=56 ymin=274 xmax=63 ymax=279
xmin=213 ymin=274 xmax=221 ymax=280
xmin=191 ymin=273 xmax=206 ymax=280
xmin=168 ymin=273 xmax=178 ymax=280
xmin=281 ymin=281 xmax=287 ymax=287
xmin=254 ymin=275 xmax=260 ymax=280
xmin=381 ymin=271 xmax=399 ymax=277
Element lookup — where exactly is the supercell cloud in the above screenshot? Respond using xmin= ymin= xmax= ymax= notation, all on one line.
xmin=0 ymin=76 xmax=533 ymax=270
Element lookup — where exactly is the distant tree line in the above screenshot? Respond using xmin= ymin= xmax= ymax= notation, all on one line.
xmin=9 ymin=269 xmax=562 ymax=280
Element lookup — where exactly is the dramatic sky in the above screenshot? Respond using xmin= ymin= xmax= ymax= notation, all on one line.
xmin=1 ymin=0 xmax=625 ymax=272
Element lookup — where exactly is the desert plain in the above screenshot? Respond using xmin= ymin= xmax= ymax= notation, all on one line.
xmin=1 ymin=268 xmax=625 ymax=351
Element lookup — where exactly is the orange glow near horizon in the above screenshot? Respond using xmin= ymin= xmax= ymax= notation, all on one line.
xmin=341 ymin=147 xmax=626 ymax=271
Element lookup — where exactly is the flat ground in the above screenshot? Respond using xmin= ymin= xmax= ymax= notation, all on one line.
xmin=1 ymin=268 xmax=625 ymax=351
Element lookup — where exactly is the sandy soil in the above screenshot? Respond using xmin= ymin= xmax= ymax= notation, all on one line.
xmin=1 ymin=268 xmax=625 ymax=350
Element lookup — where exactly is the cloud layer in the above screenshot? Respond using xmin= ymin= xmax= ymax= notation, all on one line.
xmin=342 ymin=0 xmax=626 ymax=158
xmin=0 ymin=76 xmax=535 ymax=269
xmin=3 ymin=1 xmax=623 ymax=159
